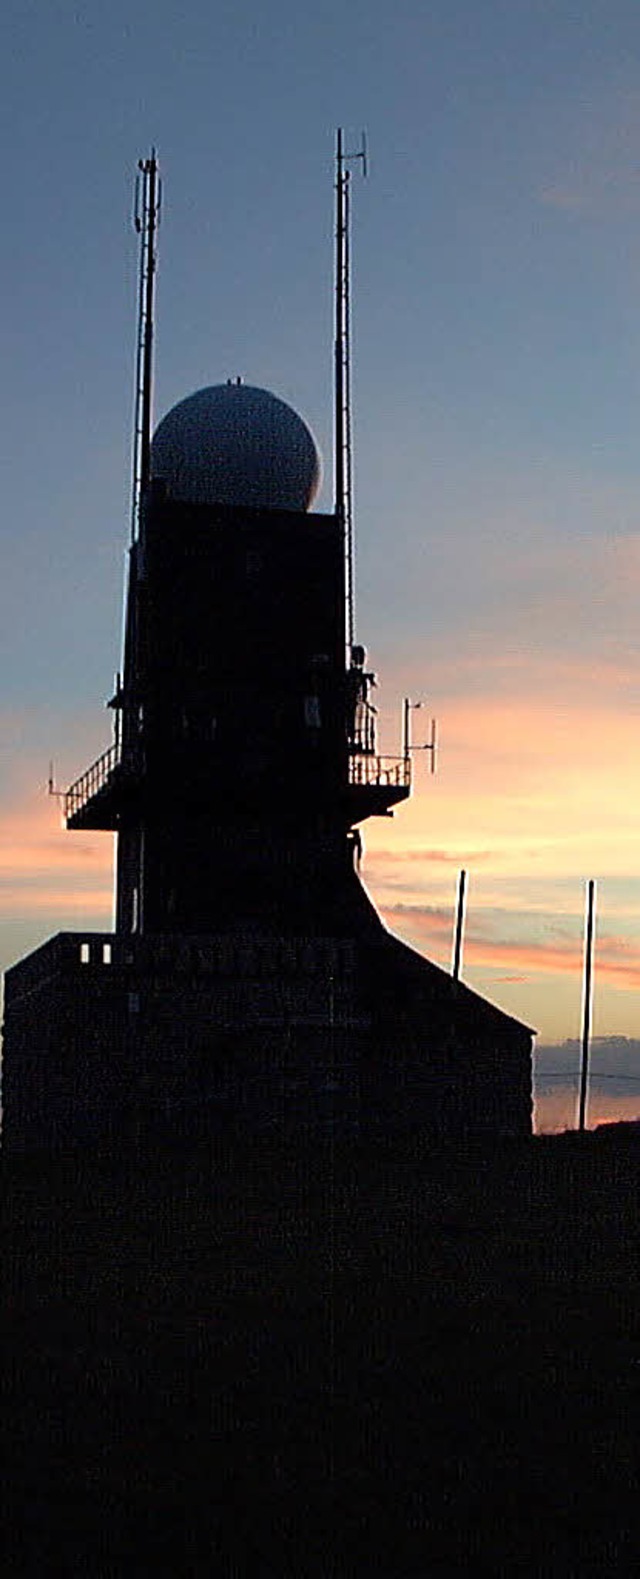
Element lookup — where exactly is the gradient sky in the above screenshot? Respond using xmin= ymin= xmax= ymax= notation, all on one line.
xmin=3 ymin=0 xmax=640 ymax=1128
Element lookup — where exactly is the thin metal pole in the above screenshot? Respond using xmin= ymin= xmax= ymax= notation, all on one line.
xmin=343 ymin=167 xmax=355 ymax=650
xmin=578 ymin=879 xmax=596 ymax=1133
xmin=334 ymin=129 xmax=355 ymax=652
xmin=429 ymin=716 xmax=437 ymax=775
xmin=334 ymin=130 xmax=345 ymax=528
xmin=402 ymin=697 xmax=410 ymax=762
xmin=131 ymin=150 xmax=160 ymax=544
xmin=131 ymin=172 xmax=146 ymax=542
xmin=139 ymin=152 xmax=158 ymax=504
xmin=334 ymin=131 xmax=366 ymax=655
xmin=452 ymin=869 xmax=467 ymax=981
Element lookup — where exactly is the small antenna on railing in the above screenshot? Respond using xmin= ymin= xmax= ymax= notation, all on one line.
xmin=428 ymin=715 xmax=437 ymax=776
xmin=47 ymin=761 xmax=65 ymax=801
xmin=402 ymin=698 xmax=438 ymax=774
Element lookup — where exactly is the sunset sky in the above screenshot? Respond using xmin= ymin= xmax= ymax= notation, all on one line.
xmin=3 ymin=0 xmax=640 ymax=1128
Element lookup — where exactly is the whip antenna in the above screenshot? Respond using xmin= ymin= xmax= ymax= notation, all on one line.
xmin=334 ymin=129 xmax=366 ymax=654
xmin=131 ymin=150 xmax=161 ymax=543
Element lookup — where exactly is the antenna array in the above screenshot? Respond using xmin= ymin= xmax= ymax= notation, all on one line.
xmin=334 ymin=129 xmax=366 ymax=653
xmin=131 ymin=151 xmax=161 ymax=543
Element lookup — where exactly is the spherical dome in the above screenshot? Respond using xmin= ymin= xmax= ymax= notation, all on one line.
xmin=150 ymin=383 xmax=322 ymax=512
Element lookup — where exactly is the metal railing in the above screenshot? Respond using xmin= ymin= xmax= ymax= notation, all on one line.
xmin=64 ymin=740 xmax=409 ymax=819
xmin=348 ymin=754 xmax=411 ymax=789
xmin=65 ymin=742 xmax=120 ymax=821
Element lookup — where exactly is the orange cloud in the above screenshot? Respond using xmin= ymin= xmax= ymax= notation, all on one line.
xmin=379 ymin=903 xmax=640 ymax=993
xmin=365 ymin=669 xmax=640 ymax=894
xmin=0 ymin=886 xmax=112 ymax=915
xmin=364 ymin=846 xmax=496 ymax=867
xmin=0 ymin=789 xmax=113 ymax=929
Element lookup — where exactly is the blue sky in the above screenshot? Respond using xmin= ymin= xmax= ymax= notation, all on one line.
xmin=3 ymin=1 xmax=640 ymax=1125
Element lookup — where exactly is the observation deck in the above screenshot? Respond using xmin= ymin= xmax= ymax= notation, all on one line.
xmin=345 ymin=751 xmax=411 ymax=823
xmin=64 ymin=740 xmax=411 ymax=831
xmin=65 ymin=743 xmax=127 ymax=831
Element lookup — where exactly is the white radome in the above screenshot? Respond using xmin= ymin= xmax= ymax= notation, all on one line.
xmin=150 ymin=383 xmax=322 ymax=512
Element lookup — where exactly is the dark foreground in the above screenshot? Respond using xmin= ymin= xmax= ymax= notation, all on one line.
xmin=2 ymin=1131 xmax=639 ymax=1575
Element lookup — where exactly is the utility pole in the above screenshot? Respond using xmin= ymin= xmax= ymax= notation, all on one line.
xmin=578 ymin=878 xmax=596 ymax=1132
xmin=452 ymin=869 xmax=467 ymax=982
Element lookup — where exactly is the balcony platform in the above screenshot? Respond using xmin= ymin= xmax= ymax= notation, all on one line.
xmin=64 ymin=743 xmax=411 ymax=830
xmin=345 ymin=753 xmax=411 ymax=822
xmin=65 ymin=744 xmax=127 ymax=831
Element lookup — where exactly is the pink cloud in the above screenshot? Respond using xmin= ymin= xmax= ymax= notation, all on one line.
xmin=0 ymin=790 xmax=112 ymax=915
xmin=379 ymin=902 xmax=640 ymax=993
xmin=0 ymin=885 xmax=112 ymax=915
xmin=365 ymin=847 xmax=496 ymax=867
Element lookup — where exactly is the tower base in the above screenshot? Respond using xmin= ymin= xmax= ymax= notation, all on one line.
xmin=2 ymin=928 xmax=532 ymax=1151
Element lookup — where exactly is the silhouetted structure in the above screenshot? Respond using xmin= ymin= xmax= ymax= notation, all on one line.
xmin=1 ymin=152 xmax=532 ymax=1149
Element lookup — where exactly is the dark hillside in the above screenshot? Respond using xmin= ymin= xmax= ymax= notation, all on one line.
xmin=3 ymin=1133 xmax=639 ymax=1574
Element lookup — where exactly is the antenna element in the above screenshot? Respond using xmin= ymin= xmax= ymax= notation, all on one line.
xmin=131 ymin=150 xmax=161 ymax=543
xmin=402 ymin=698 xmax=438 ymax=773
xmin=334 ymin=129 xmax=366 ymax=654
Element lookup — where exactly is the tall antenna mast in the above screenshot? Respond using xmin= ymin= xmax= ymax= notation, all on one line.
xmin=131 ymin=150 xmax=161 ymax=543
xmin=334 ymin=128 xmax=366 ymax=653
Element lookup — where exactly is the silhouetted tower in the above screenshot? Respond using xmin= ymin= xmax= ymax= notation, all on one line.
xmin=67 ymin=379 xmax=409 ymax=936
xmin=2 ymin=145 xmax=533 ymax=1150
